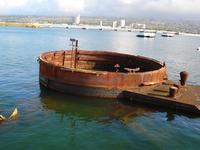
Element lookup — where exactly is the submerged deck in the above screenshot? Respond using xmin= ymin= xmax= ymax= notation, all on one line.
xmin=123 ymin=80 xmax=200 ymax=115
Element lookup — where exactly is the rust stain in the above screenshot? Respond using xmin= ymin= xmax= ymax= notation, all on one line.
xmin=39 ymin=50 xmax=167 ymax=90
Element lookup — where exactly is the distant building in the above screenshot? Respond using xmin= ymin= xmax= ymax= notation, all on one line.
xmin=74 ymin=14 xmax=80 ymax=25
xmin=142 ymin=24 xmax=146 ymax=29
xmin=120 ymin=19 xmax=125 ymax=28
xmin=100 ymin=21 xmax=103 ymax=27
xmin=112 ymin=21 xmax=117 ymax=28
xmin=137 ymin=24 xmax=146 ymax=29
xmin=130 ymin=23 xmax=134 ymax=28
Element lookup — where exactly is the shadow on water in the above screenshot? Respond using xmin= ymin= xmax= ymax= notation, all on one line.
xmin=120 ymin=97 xmax=200 ymax=120
xmin=39 ymin=84 xmax=199 ymax=125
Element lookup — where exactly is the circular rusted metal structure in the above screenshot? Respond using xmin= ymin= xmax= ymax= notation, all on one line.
xmin=39 ymin=50 xmax=167 ymax=98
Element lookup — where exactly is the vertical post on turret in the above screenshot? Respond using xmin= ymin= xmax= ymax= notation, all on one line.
xmin=70 ymin=38 xmax=76 ymax=68
xmin=62 ymin=51 xmax=65 ymax=66
xmin=74 ymin=40 xmax=78 ymax=69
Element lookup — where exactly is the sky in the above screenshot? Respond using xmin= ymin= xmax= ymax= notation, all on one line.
xmin=0 ymin=0 xmax=200 ymax=20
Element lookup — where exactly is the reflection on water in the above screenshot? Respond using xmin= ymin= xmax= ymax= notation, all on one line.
xmin=39 ymin=85 xmax=154 ymax=124
xmin=39 ymin=85 xmax=198 ymax=124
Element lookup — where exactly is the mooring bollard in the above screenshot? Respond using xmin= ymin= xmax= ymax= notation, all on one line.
xmin=169 ymin=86 xmax=178 ymax=97
xmin=180 ymin=71 xmax=189 ymax=86
xmin=173 ymin=84 xmax=180 ymax=92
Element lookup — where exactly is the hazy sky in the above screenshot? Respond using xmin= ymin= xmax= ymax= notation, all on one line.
xmin=0 ymin=0 xmax=200 ymax=19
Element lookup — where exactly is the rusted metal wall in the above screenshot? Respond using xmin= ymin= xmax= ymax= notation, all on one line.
xmin=39 ymin=50 xmax=167 ymax=90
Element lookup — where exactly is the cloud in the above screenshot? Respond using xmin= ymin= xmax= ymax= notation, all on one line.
xmin=0 ymin=0 xmax=27 ymax=13
xmin=0 ymin=0 xmax=200 ymax=19
xmin=143 ymin=0 xmax=200 ymax=14
xmin=57 ymin=0 xmax=86 ymax=13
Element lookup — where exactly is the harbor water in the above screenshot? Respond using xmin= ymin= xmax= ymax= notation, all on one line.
xmin=0 ymin=27 xmax=200 ymax=149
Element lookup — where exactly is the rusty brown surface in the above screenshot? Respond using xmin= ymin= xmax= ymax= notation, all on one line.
xmin=39 ymin=50 xmax=167 ymax=90
xmin=125 ymin=80 xmax=200 ymax=114
xmin=38 ymin=50 xmax=200 ymax=114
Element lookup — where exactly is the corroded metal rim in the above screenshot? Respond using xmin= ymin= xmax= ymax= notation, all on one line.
xmin=39 ymin=50 xmax=167 ymax=97
xmin=39 ymin=74 xmax=124 ymax=98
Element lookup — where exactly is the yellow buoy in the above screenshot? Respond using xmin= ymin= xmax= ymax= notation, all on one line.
xmin=9 ymin=108 xmax=18 ymax=120
xmin=0 ymin=115 xmax=6 ymax=121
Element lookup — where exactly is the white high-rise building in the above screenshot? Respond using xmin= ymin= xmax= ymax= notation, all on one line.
xmin=112 ymin=21 xmax=117 ymax=28
xmin=74 ymin=14 xmax=80 ymax=25
xmin=120 ymin=19 xmax=126 ymax=28
xmin=142 ymin=24 xmax=146 ymax=29
xmin=137 ymin=24 xmax=146 ymax=29
xmin=130 ymin=23 xmax=134 ymax=28
xmin=100 ymin=21 xmax=103 ymax=27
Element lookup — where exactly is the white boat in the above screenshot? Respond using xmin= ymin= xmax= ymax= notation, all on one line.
xmin=197 ymin=47 xmax=200 ymax=51
xmin=82 ymin=27 xmax=88 ymax=30
xmin=162 ymin=32 xmax=175 ymax=37
xmin=137 ymin=31 xmax=156 ymax=38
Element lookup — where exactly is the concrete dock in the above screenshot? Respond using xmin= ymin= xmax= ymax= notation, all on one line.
xmin=123 ymin=80 xmax=200 ymax=115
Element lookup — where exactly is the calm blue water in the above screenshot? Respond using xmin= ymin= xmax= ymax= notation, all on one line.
xmin=0 ymin=27 xmax=200 ymax=149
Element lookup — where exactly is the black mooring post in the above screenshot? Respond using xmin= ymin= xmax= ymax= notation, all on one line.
xmin=70 ymin=38 xmax=76 ymax=68
xmin=74 ymin=40 xmax=78 ymax=68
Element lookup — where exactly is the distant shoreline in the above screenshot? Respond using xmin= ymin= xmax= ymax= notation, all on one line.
xmin=0 ymin=21 xmax=200 ymax=37
xmin=1 ymin=15 xmax=200 ymax=34
xmin=0 ymin=22 xmax=41 ymax=28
